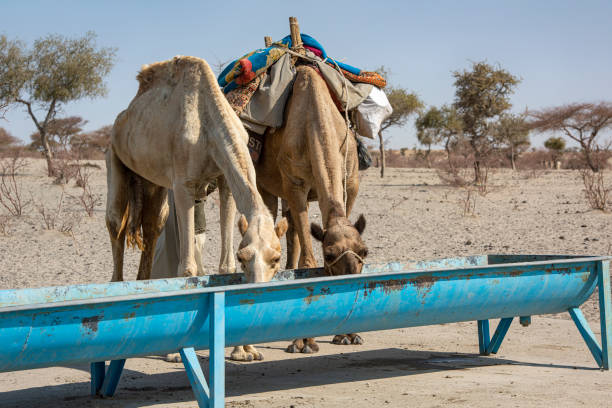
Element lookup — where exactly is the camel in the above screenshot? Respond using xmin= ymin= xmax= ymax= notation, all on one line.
xmin=106 ymin=55 xmax=284 ymax=287
xmin=221 ymin=64 xmax=369 ymax=355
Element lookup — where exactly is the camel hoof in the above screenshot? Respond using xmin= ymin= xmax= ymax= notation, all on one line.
xmin=351 ymin=334 xmax=364 ymax=345
xmin=286 ymin=344 xmax=300 ymax=353
xmin=332 ymin=335 xmax=350 ymax=345
xmin=304 ymin=340 xmax=319 ymax=353
xmin=230 ymin=351 xmax=254 ymax=362
xmin=252 ymin=351 xmax=264 ymax=361
xmin=164 ymin=353 xmax=181 ymax=363
xmin=218 ymin=265 xmax=236 ymax=274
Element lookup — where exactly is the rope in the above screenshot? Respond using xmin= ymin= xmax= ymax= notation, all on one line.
xmin=325 ymin=249 xmax=364 ymax=268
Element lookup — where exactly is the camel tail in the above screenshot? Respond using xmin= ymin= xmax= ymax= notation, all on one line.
xmin=125 ymin=172 xmax=145 ymax=251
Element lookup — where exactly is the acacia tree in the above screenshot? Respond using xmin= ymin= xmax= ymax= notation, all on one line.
xmin=529 ymin=102 xmax=612 ymax=172
xmin=71 ymin=124 xmax=112 ymax=158
xmin=544 ymin=137 xmax=566 ymax=164
xmin=493 ymin=113 xmax=530 ymax=170
xmin=378 ymin=87 xmax=423 ymax=177
xmin=453 ymin=61 xmax=520 ymax=182
xmin=29 ymin=116 xmax=88 ymax=154
xmin=0 ymin=32 xmax=116 ymax=176
xmin=415 ymin=105 xmax=463 ymax=169
xmin=0 ymin=127 xmax=20 ymax=151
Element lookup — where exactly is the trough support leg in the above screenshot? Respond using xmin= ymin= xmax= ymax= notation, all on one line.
xmin=90 ymin=362 xmax=105 ymax=396
xmin=89 ymin=359 xmax=126 ymax=397
xmin=569 ymin=307 xmax=603 ymax=368
xmin=181 ymin=291 xmax=225 ymax=408
xmin=569 ymin=260 xmax=611 ymax=370
xmin=597 ymin=260 xmax=611 ymax=370
xmin=180 ymin=347 xmax=210 ymax=406
xmin=100 ymin=359 xmax=126 ymax=397
xmin=486 ymin=317 xmax=513 ymax=355
xmin=477 ymin=320 xmax=490 ymax=355
xmin=209 ymin=291 xmax=225 ymax=407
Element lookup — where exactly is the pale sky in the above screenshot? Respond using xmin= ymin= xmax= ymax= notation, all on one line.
xmin=1 ymin=0 xmax=611 ymax=148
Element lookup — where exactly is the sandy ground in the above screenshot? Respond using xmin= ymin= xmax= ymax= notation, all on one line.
xmin=1 ymin=159 xmax=611 ymax=407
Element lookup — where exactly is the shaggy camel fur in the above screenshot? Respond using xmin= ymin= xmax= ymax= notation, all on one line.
xmin=222 ymin=64 xmax=368 ymax=355
xmin=106 ymin=56 xmax=283 ymax=288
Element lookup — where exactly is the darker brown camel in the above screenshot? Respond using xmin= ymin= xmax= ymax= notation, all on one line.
xmin=254 ymin=64 xmax=369 ymax=353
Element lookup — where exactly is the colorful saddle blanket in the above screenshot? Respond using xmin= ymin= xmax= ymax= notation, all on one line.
xmin=217 ymin=34 xmax=385 ymax=93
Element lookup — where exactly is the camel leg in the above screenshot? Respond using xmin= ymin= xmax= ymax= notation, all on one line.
xmin=260 ymin=189 xmax=278 ymax=221
xmin=283 ymin=188 xmax=320 ymax=353
xmin=105 ymin=149 xmax=129 ymax=282
xmin=332 ymin=171 xmax=363 ymax=346
xmin=218 ymin=176 xmax=236 ymax=274
xmin=194 ymin=198 xmax=207 ymax=276
xmin=173 ymin=183 xmax=197 ymax=277
xmin=136 ymin=183 xmax=168 ymax=281
xmin=281 ymin=199 xmax=300 ymax=269
xmin=285 ymin=188 xmax=316 ymax=268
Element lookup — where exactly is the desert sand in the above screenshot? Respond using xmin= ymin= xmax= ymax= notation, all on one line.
xmin=1 ymin=159 xmax=611 ymax=407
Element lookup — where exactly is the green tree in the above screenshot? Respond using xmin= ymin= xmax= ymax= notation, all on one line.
xmin=493 ymin=113 xmax=530 ymax=170
xmin=452 ymin=61 xmax=521 ymax=182
xmin=375 ymin=67 xmax=423 ymax=177
xmin=0 ymin=32 xmax=116 ymax=175
xmin=544 ymin=136 xmax=566 ymax=164
xmin=415 ymin=105 xmax=463 ymax=168
xmin=378 ymin=88 xmax=423 ymax=177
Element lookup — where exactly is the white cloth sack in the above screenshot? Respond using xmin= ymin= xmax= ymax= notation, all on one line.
xmin=353 ymin=86 xmax=393 ymax=139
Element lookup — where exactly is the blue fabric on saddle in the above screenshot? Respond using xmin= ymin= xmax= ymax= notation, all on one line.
xmin=217 ymin=33 xmax=362 ymax=94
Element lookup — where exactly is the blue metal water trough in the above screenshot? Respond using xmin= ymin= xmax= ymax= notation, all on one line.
xmin=0 ymin=254 xmax=610 ymax=407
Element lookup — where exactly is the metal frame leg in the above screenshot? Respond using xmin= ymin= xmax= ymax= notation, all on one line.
xmin=477 ymin=320 xmax=490 ymax=354
xmin=479 ymin=318 xmax=513 ymax=356
xmin=487 ymin=317 xmax=513 ymax=355
xmin=180 ymin=347 xmax=210 ymax=406
xmin=568 ymin=260 xmax=611 ymax=369
xmin=569 ymin=307 xmax=603 ymax=367
xmin=181 ymin=291 xmax=226 ymax=408
xmin=89 ymin=359 xmax=126 ymax=397
xmin=598 ymin=260 xmax=611 ymax=370
xmin=90 ymin=362 xmax=105 ymax=396
xmin=209 ymin=292 xmax=225 ymax=407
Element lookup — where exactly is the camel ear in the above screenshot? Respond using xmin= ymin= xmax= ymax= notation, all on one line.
xmin=275 ymin=217 xmax=289 ymax=238
xmin=311 ymin=223 xmax=325 ymax=242
xmin=354 ymin=214 xmax=366 ymax=235
xmin=238 ymin=215 xmax=248 ymax=236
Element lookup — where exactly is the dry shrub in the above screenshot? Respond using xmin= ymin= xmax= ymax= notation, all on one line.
xmin=0 ymin=214 xmax=11 ymax=236
xmin=52 ymin=153 xmax=80 ymax=185
xmin=35 ymin=189 xmax=81 ymax=235
xmin=0 ymin=150 xmax=31 ymax=216
xmin=581 ymin=169 xmax=610 ymax=211
xmin=460 ymin=187 xmax=477 ymax=216
xmin=74 ymin=164 xmax=101 ymax=216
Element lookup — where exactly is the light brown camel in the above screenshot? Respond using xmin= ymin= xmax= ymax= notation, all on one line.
xmin=222 ymin=64 xmax=368 ymax=355
xmin=106 ymin=56 xmax=284 ymax=288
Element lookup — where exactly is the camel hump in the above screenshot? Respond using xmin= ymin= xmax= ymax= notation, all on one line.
xmin=135 ymin=55 xmax=214 ymax=95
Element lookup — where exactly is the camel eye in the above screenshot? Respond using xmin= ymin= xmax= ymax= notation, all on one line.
xmin=324 ymin=253 xmax=336 ymax=263
xmin=360 ymin=249 xmax=368 ymax=258
xmin=272 ymin=257 xmax=281 ymax=264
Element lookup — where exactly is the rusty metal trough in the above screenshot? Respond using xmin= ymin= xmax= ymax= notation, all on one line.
xmin=0 ymin=254 xmax=610 ymax=407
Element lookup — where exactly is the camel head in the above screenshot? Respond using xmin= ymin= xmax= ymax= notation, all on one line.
xmin=237 ymin=215 xmax=288 ymax=283
xmin=311 ymin=214 xmax=368 ymax=276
